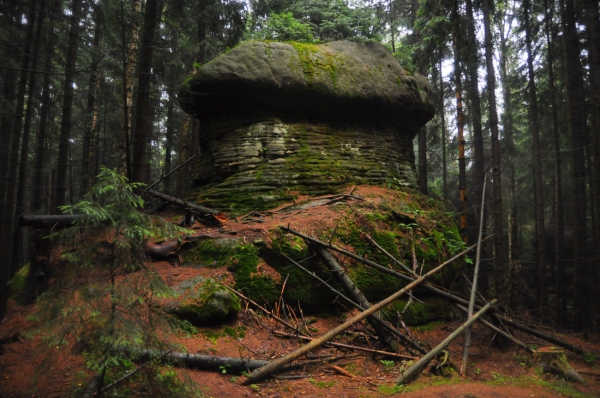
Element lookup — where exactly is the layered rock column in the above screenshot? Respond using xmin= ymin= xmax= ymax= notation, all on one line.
xmin=178 ymin=41 xmax=435 ymax=212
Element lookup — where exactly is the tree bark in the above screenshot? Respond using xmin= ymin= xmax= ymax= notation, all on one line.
xmin=131 ymin=0 xmax=159 ymax=187
xmin=313 ymin=245 xmax=398 ymax=352
xmin=55 ymin=0 xmax=83 ymax=210
xmin=164 ymin=90 xmax=175 ymax=193
xmin=120 ymin=0 xmax=141 ymax=179
xmin=482 ymin=0 xmax=505 ymax=296
xmin=453 ymin=0 xmax=468 ymax=242
xmin=561 ymin=0 xmax=590 ymax=330
xmin=523 ymin=0 xmax=549 ymax=314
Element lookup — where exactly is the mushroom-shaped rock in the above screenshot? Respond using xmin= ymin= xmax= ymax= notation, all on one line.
xmin=178 ymin=41 xmax=435 ymax=212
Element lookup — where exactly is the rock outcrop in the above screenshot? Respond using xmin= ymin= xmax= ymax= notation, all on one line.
xmin=178 ymin=41 xmax=435 ymax=212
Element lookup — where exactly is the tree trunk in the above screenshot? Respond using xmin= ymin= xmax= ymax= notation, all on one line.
xmin=439 ymin=59 xmax=448 ymax=204
xmin=544 ymin=0 xmax=567 ymax=325
xmin=453 ymin=0 xmax=468 ymax=242
xmin=177 ymin=115 xmax=191 ymax=196
xmin=561 ymin=0 xmax=590 ymax=330
xmin=523 ymin=0 xmax=549 ymax=315
xmin=55 ymin=0 xmax=83 ymax=210
xmin=465 ymin=0 xmax=485 ymax=226
xmin=131 ymin=0 xmax=159 ymax=186
xmin=164 ymin=91 xmax=174 ymax=193
xmin=120 ymin=0 xmax=141 ymax=179
xmin=417 ymin=127 xmax=427 ymax=194
xmin=81 ymin=4 xmax=103 ymax=197
xmin=482 ymin=0 xmax=505 ymax=296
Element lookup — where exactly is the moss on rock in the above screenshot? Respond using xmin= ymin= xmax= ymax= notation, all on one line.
xmin=165 ymin=276 xmax=241 ymax=325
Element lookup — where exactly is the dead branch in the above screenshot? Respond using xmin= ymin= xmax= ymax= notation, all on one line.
xmin=281 ymin=253 xmax=426 ymax=354
xmin=19 ymin=214 xmax=85 ymax=228
xmin=242 ymin=248 xmax=461 ymax=385
xmin=454 ymin=304 xmax=533 ymax=353
xmin=146 ymin=189 xmax=225 ymax=219
xmin=272 ymin=331 xmax=417 ymax=360
xmin=313 ymin=244 xmax=398 ymax=352
xmin=330 ymin=365 xmax=356 ymax=378
xmin=396 ymin=299 xmax=497 ymax=385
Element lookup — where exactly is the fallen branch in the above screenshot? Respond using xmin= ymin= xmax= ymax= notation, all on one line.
xmin=454 ymin=304 xmax=533 ymax=353
xmin=278 ymin=227 xmax=589 ymax=357
xmin=282 ymin=253 xmax=426 ymax=354
xmin=396 ymin=299 xmax=497 ymax=385
xmin=145 ymin=153 xmax=199 ymax=192
xmin=330 ymin=365 xmax=356 ymax=378
xmin=242 ymin=247 xmax=461 ymax=385
xmin=272 ymin=330 xmax=417 ymax=360
xmin=313 ymin=244 xmax=398 ymax=352
xmin=146 ymin=189 xmax=225 ymax=220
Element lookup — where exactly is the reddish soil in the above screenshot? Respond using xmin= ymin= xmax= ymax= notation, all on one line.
xmin=1 ymin=186 xmax=599 ymax=397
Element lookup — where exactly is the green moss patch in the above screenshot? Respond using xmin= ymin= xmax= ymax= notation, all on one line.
xmin=382 ymin=298 xmax=455 ymax=326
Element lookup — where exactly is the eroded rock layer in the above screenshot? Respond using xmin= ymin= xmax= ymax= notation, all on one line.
xmin=178 ymin=40 xmax=435 ymax=211
xmin=193 ymin=118 xmax=416 ymax=211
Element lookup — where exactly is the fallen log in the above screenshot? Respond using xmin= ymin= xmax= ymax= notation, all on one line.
xmin=18 ymin=214 xmax=85 ymax=228
xmin=396 ymin=299 xmax=497 ymax=385
xmin=455 ymin=304 xmax=533 ymax=353
xmin=282 ymin=253 xmax=426 ymax=354
xmin=272 ymin=331 xmax=417 ymax=360
xmin=146 ymin=189 xmax=225 ymax=219
xmin=279 ymin=227 xmax=591 ymax=357
xmin=313 ymin=244 xmax=398 ymax=353
xmin=242 ymin=244 xmax=461 ymax=385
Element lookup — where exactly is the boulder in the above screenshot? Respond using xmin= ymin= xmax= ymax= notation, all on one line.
xmin=178 ymin=41 xmax=436 ymax=212
xmin=165 ymin=276 xmax=241 ymax=325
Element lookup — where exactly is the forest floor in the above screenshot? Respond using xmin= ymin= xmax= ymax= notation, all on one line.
xmin=1 ymin=186 xmax=600 ymax=397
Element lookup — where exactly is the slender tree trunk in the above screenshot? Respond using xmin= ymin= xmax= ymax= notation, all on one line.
xmin=32 ymin=25 xmax=55 ymax=214
xmin=120 ymin=0 xmax=141 ymax=179
xmin=55 ymin=0 xmax=83 ymax=210
xmin=177 ymin=115 xmax=191 ymax=196
xmin=498 ymin=9 xmax=519 ymax=306
xmin=523 ymin=0 xmax=549 ymax=314
xmin=584 ymin=0 xmax=600 ymax=327
xmin=417 ymin=127 xmax=427 ymax=194
xmin=131 ymin=0 xmax=159 ymax=186
xmin=164 ymin=91 xmax=174 ymax=194
xmin=453 ymin=0 xmax=468 ymax=242
xmin=561 ymin=0 xmax=590 ymax=330
xmin=0 ymin=1 xmax=22 ymax=319
xmin=544 ymin=0 xmax=567 ymax=325
xmin=440 ymin=59 xmax=448 ymax=204
xmin=81 ymin=5 xmax=103 ymax=196
xmin=465 ymin=0 xmax=485 ymax=221
xmin=1 ymin=0 xmax=37 ymax=290
xmin=482 ymin=0 xmax=505 ymax=296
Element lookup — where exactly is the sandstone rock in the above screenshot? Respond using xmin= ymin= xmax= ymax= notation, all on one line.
xmin=177 ymin=41 xmax=435 ymax=212
xmin=164 ymin=276 xmax=241 ymax=325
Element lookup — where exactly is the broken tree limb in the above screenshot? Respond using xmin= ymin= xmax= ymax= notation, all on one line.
xmin=242 ymin=247 xmax=461 ymax=385
xmin=283 ymin=228 xmax=592 ymax=358
xmin=460 ymin=172 xmax=488 ymax=375
xmin=146 ymin=189 xmax=225 ymax=219
xmin=272 ymin=330 xmax=417 ymax=360
xmin=495 ymin=315 xmax=592 ymax=357
xmin=396 ymin=299 xmax=497 ymax=385
xmin=279 ymin=226 xmax=488 ymax=300
xmin=313 ymin=244 xmax=398 ymax=353
xmin=18 ymin=214 xmax=85 ymax=228
xmin=454 ymin=304 xmax=533 ymax=353
xmin=364 ymin=233 xmax=414 ymax=275
xmin=281 ymin=253 xmax=426 ymax=355
xmin=145 ymin=153 xmax=199 ymax=192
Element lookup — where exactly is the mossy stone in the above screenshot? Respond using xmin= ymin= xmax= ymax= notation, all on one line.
xmin=165 ymin=276 xmax=241 ymax=325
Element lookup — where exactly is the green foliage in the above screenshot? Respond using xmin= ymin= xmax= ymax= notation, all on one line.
xmin=256 ymin=12 xmax=314 ymax=42
xmin=29 ymin=168 xmax=198 ymax=396
xmin=8 ymin=263 xmax=29 ymax=297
